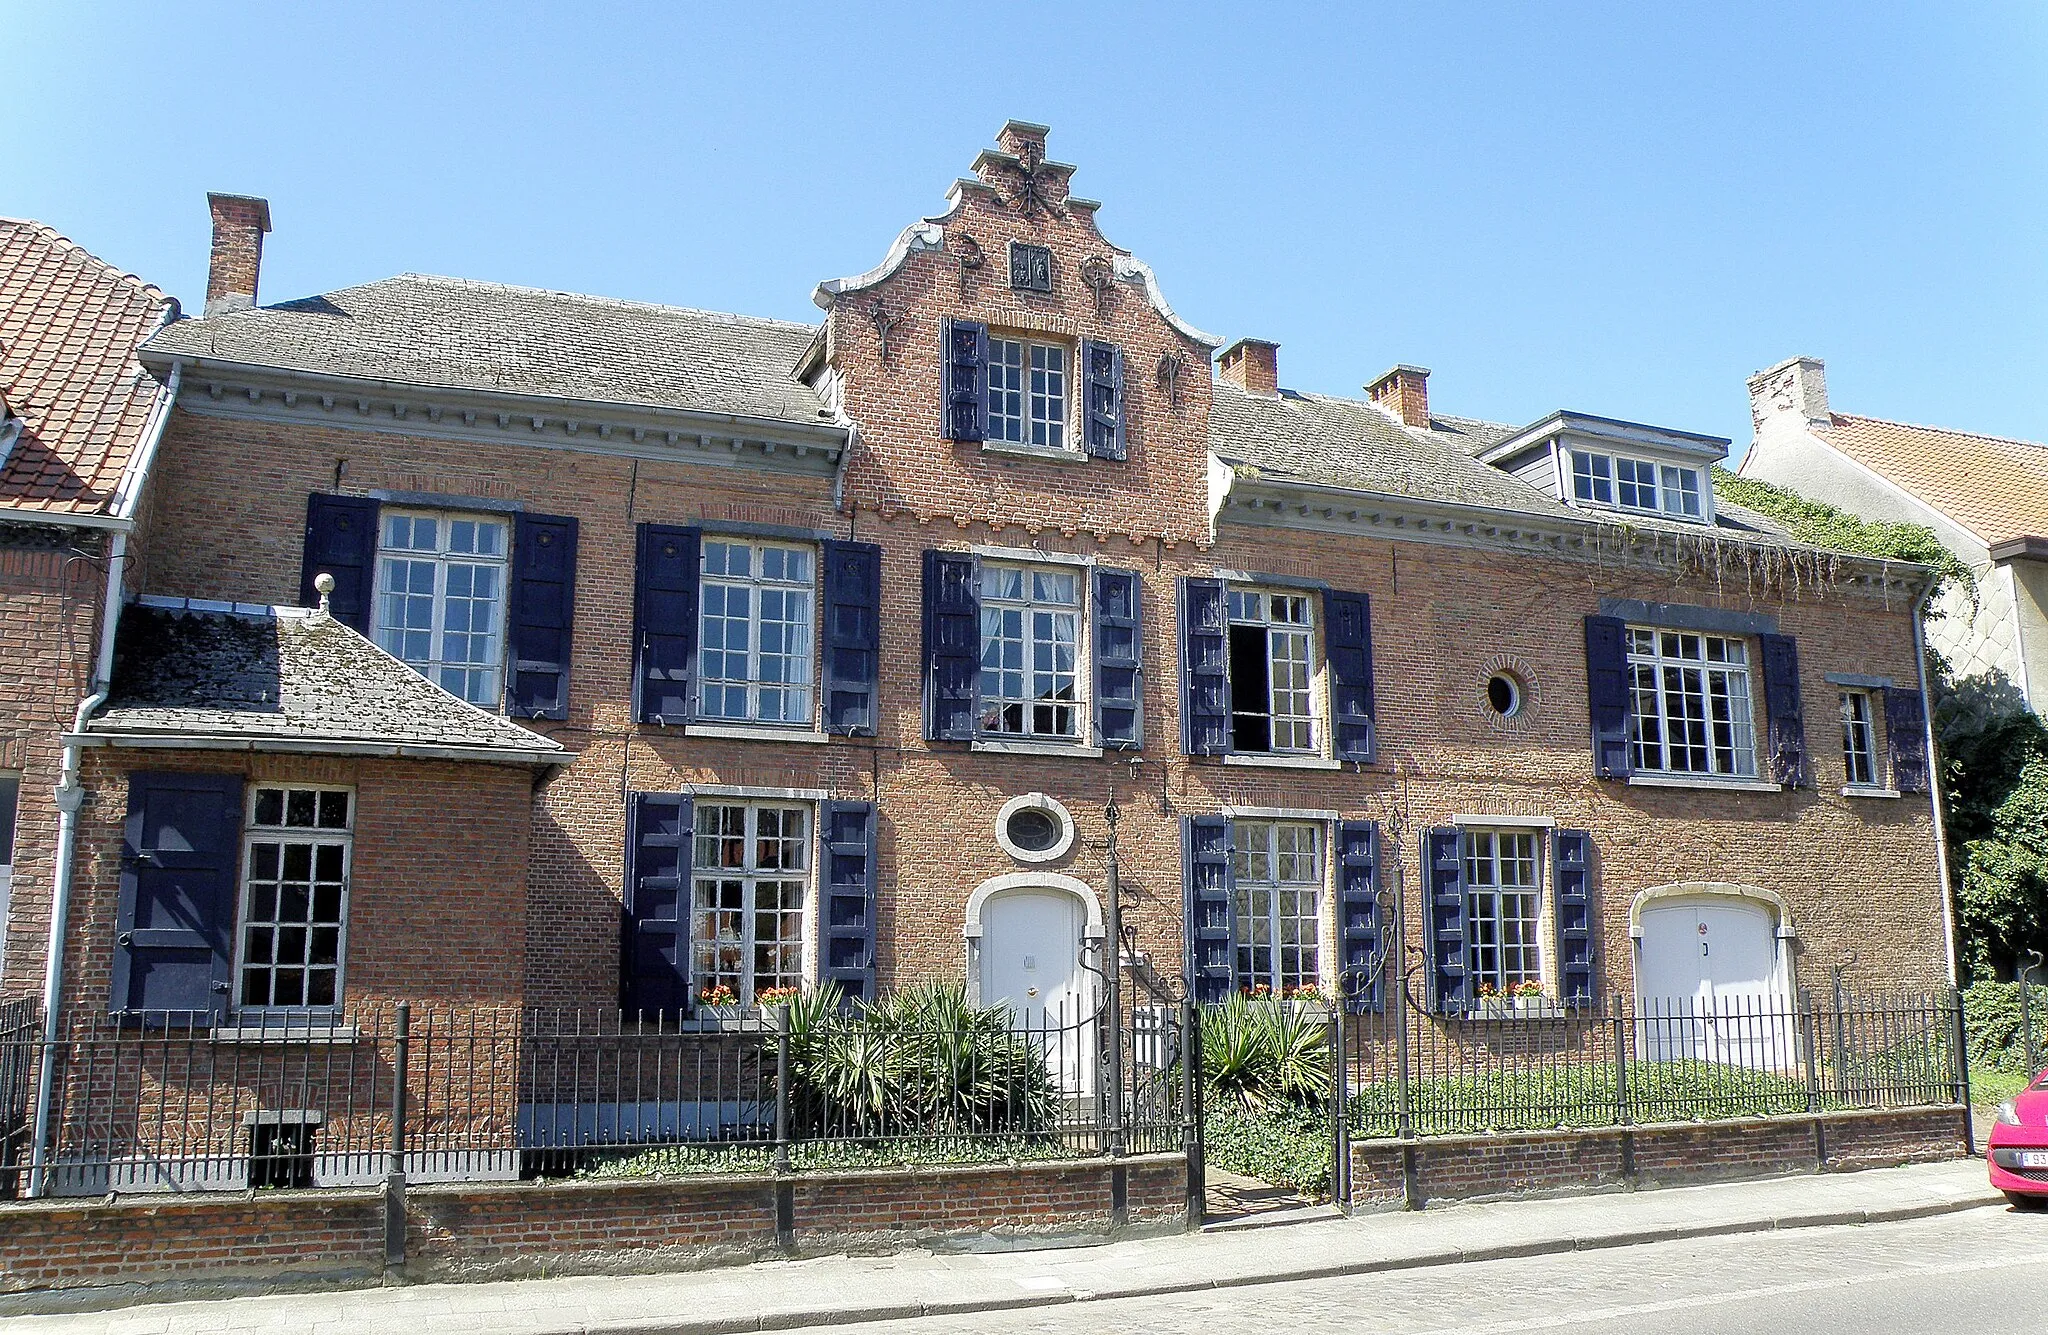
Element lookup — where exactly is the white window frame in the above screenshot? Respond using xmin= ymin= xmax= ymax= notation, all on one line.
xmin=987 ymin=335 xmax=1071 ymax=451
xmin=1463 ymin=828 xmax=1543 ymax=994
xmin=233 ymin=785 xmax=354 ymax=1014
xmin=1227 ymin=589 xmax=1318 ymax=754
xmin=1626 ymin=627 xmax=1759 ymax=778
xmin=696 ymin=538 xmax=817 ymax=727
xmin=1569 ymin=450 xmax=1705 ymax=521
xmin=978 ymin=563 xmax=1084 ymax=740
xmin=690 ymin=801 xmax=812 ymax=1006
xmin=373 ymin=508 xmax=511 ymax=709
xmin=1230 ymin=819 xmax=1323 ymax=995
xmin=1840 ymin=689 xmax=1880 ymax=788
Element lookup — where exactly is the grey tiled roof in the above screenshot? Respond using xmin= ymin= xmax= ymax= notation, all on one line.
xmin=145 ymin=274 xmax=832 ymax=428
xmin=91 ymin=602 xmax=565 ymax=762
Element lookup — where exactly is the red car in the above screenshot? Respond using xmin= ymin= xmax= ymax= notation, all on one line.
xmin=1990 ymin=1068 xmax=2048 ymax=1208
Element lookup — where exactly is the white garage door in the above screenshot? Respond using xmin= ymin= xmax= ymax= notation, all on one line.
xmin=1636 ymin=897 xmax=1794 ymax=1069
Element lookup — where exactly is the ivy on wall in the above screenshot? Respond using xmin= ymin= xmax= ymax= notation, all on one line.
xmin=1711 ymin=466 xmax=1974 ymax=597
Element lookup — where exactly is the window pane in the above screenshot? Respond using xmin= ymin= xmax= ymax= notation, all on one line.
xmin=697 ymin=541 xmax=816 ymax=725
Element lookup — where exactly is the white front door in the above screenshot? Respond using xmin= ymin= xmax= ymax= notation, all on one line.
xmin=978 ymin=887 xmax=1092 ymax=1093
xmin=1636 ymin=897 xmax=1794 ymax=1068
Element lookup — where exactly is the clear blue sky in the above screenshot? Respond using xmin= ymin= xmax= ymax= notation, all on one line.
xmin=9 ymin=2 xmax=2046 ymax=458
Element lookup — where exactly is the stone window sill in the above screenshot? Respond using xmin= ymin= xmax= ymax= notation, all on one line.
xmin=1222 ymin=752 xmax=1342 ymax=771
xmin=1841 ymin=785 xmax=1902 ymax=800
xmin=980 ymin=440 xmax=1088 ymax=465
xmin=683 ymin=723 xmax=830 ymax=745
xmin=971 ymin=738 xmax=1105 ymax=758
xmin=212 ymin=1025 xmax=360 ymax=1045
xmin=1625 ymin=773 xmax=1782 ymax=794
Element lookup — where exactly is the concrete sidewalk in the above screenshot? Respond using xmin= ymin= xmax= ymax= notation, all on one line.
xmin=9 ymin=1160 xmax=2002 ymax=1335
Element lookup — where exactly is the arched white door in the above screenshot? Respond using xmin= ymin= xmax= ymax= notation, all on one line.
xmin=977 ymin=887 xmax=1093 ymax=1093
xmin=1636 ymin=897 xmax=1794 ymax=1069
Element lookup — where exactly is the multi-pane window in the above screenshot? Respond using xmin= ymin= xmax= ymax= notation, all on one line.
xmin=238 ymin=787 xmax=351 ymax=1010
xmin=1464 ymin=829 xmax=1540 ymax=992
xmin=1232 ymin=821 xmax=1321 ymax=993
xmin=979 ymin=565 xmax=1080 ymax=738
xmin=1626 ymin=628 xmax=1758 ymax=777
xmin=375 ymin=512 xmax=507 ymax=707
xmin=1569 ymin=451 xmax=1703 ymax=520
xmin=988 ymin=337 xmax=1068 ymax=450
xmin=698 ymin=540 xmax=815 ymax=725
xmin=1227 ymin=590 xmax=1315 ymax=753
xmin=691 ymin=803 xmax=807 ymax=1004
xmin=1841 ymin=690 xmax=1879 ymax=787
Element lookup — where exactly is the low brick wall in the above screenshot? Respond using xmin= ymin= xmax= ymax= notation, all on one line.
xmin=0 ymin=1153 xmax=1189 ymax=1309
xmin=1349 ymin=1105 xmax=1970 ymax=1208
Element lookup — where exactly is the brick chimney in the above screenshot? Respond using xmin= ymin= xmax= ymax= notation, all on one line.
xmin=205 ymin=193 xmax=272 ymax=316
xmin=1218 ymin=339 xmax=1280 ymax=397
xmin=1746 ymin=356 xmax=1830 ymax=432
xmin=1367 ymin=364 xmax=1431 ymax=429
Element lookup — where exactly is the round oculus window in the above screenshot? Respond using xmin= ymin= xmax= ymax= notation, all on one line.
xmin=1486 ymin=673 xmax=1522 ymax=718
xmin=1004 ymin=806 xmax=1062 ymax=854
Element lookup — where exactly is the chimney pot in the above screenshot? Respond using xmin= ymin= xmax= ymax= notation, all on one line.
xmin=205 ymin=193 xmax=272 ymax=317
xmin=1367 ymin=364 xmax=1432 ymax=429
xmin=1218 ymin=339 xmax=1280 ymax=397
xmin=1746 ymin=356 xmax=1830 ymax=432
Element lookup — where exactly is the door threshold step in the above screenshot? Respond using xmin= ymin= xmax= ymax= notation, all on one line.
xmin=1202 ymin=1202 xmax=1344 ymax=1232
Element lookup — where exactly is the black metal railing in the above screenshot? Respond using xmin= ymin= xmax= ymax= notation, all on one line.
xmin=0 ymin=993 xmax=1189 ymax=1197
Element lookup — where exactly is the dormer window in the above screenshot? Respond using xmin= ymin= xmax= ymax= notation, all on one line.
xmin=1570 ymin=450 xmax=1703 ymax=520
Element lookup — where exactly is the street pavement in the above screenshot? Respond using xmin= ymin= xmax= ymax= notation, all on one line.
xmin=1 ymin=1160 xmax=2013 ymax=1334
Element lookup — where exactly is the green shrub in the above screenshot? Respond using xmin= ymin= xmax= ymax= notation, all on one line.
xmin=1203 ymin=1102 xmax=1332 ymax=1198
xmin=1200 ymin=994 xmax=1331 ymax=1112
xmin=581 ymin=1135 xmax=1079 ymax=1180
xmin=1966 ymin=981 xmax=2046 ymax=1075
xmin=1347 ymin=1061 xmax=1815 ymax=1137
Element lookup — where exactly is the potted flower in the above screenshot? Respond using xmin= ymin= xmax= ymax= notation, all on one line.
xmin=1476 ymin=979 xmax=1507 ymax=1015
xmin=695 ymin=983 xmax=741 ymax=1023
xmin=1508 ymin=980 xmax=1547 ymax=1014
xmin=1284 ymin=983 xmax=1330 ymax=1019
xmin=755 ymin=985 xmax=801 ymax=1030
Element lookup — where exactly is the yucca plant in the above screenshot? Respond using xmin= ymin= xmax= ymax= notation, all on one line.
xmin=1200 ymin=992 xmax=1332 ymax=1112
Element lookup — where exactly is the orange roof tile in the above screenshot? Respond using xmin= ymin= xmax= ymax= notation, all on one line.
xmin=1814 ymin=413 xmax=2048 ymax=548
xmin=0 ymin=219 xmax=173 ymax=518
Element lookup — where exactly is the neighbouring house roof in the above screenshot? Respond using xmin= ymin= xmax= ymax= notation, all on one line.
xmin=145 ymin=273 xmax=833 ymax=429
xmin=82 ymin=599 xmax=566 ymax=765
xmin=0 ymin=219 xmax=175 ymax=518
xmin=1811 ymin=413 xmax=2048 ymax=548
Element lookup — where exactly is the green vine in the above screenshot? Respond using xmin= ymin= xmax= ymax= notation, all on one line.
xmin=1711 ymin=466 xmax=1973 ymax=598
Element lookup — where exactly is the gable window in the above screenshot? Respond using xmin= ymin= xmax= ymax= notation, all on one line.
xmin=374 ymin=512 xmax=508 ymax=707
xmin=1570 ymin=451 xmax=1613 ymax=505
xmin=988 ymin=337 xmax=1068 ymax=450
xmin=1841 ymin=690 xmax=1879 ymax=788
xmin=1464 ymin=829 xmax=1540 ymax=993
xmin=1228 ymin=590 xmax=1316 ymax=753
xmin=1626 ymin=628 xmax=1758 ymax=777
xmin=1570 ymin=450 xmax=1704 ymax=520
xmin=979 ymin=565 xmax=1080 ymax=738
xmin=692 ymin=802 xmax=808 ymax=1005
xmin=1231 ymin=820 xmax=1321 ymax=993
xmin=237 ymin=787 xmax=351 ymax=1011
xmin=698 ymin=540 xmax=815 ymax=726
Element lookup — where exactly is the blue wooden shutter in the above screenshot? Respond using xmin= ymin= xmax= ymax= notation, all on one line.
xmin=109 ymin=772 xmax=245 ymax=1023
xmin=299 ymin=494 xmax=380 ymax=634
xmin=821 ymin=539 xmax=881 ymax=736
xmin=1553 ymin=829 xmax=1595 ymax=1010
xmin=1758 ymin=633 xmax=1809 ymax=788
xmin=1336 ymin=820 xmax=1384 ymax=1012
xmin=622 ymin=793 xmax=692 ymax=1017
xmin=1325 ymin=589 xmax=1377 ymax=763
xmin=921 ymin=549 xmax=980 ymax=741
xmin=1081 ymin=338 xmax=1127 ymax=460
xmin=1583 ymin=615 xmax=1632 ymax=778
xmin=943 ymin=318 xmax=989 ymax=443
xmin=1885 ymin=687 xmax=1931 ymax=793
xmin=1093 ymin=566 xmax=1143 ymax=749
xmin=1179 ymin=577 xmax=1231 ymax=756
xmin=506 ymin=511 xmax=578 ymax=720
xmin=1424 ymin=825 xmax=1470 ymax=1015
xmin=1182 ymin=815 xmax=1237 ymax=1003
xmin=633 ymin=524 xmax=700 ymax=725
xmin=820 ymin=801 xmax=879 ymax=1005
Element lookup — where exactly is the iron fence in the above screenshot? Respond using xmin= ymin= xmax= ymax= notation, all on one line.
xmin=0 ymin=995 xmax=1189 ymax=1198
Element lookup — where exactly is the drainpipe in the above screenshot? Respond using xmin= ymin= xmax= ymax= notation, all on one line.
xmin=27 ymin=352 xmax=181 ymax=1197
xmin=1910 ymin=578 xmax=1960 ymax=986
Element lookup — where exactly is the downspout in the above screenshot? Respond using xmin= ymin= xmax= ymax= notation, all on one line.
xmin=28 ymin=350 xmax=181 ymax=1196
xmin=1910 ymin=577 xmax=1960 ymax=986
